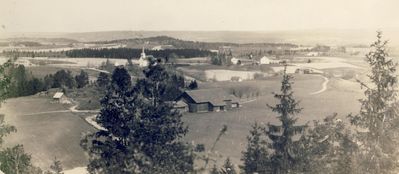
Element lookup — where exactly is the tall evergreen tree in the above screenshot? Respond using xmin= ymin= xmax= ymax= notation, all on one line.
xmin=240 ymin=122 xmax=270 ymax=174
xmin=82 ymin=65 xmax=193 ymax=173
xmin=295 ymin=114 xmax=357 ymax=174
xmin=265 ymin=66 xmax=307 ymax=174
xmin=96 ymin=72 xmax=110 ymax=88
xmin=349 ymin=31 xmax=399 ymax=174
xmin=82 ymin=66 xmax=137 ymax=174
xmin=134 ymin=62 xmax=193 ymax=173
xmin=75 ymin=70 xmax=89 ymax=88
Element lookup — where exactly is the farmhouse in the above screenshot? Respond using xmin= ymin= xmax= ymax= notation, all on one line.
xmin=175 ymin=88 xmax=240 ymax=113
xmin=306 ymin=52 xmax=319 ymax=57
xmin=231 ymin=57 xmax=255 ymax=65
xmin=259 ymin=56 xmax=280 ymax=64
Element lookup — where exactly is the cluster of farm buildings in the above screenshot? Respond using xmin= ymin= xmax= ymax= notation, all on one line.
xmin=174 ymin=88 xmax=240 ymax=113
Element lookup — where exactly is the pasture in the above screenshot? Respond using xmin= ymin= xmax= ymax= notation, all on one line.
xmin=0 ymin=55 xmax=370 ymax=172
xmin=0 ymin=96 xmax=96 ymax=171
xmin=183 ymin=74 xmax=364 ymax=168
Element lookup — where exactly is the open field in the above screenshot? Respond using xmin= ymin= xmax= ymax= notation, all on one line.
xmin=0 ymin=54 xmax=370 ymax=171
xmin=0 ymin=96 xmax=96 ymax=170
xmin=0 ymin=73 xmax=365 ymax=171
xmin=183 ymin=75 xmax=364 ymax=167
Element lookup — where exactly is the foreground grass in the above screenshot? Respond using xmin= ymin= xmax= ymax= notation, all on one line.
xmin=0 ymin=95 xmax=96 ymax=170
xmin=183 ymin=75 xmax=363 ymax=168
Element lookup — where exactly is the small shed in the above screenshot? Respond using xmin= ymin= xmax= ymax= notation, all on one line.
xmin=53 ymin=92 xmax=68 ymax=103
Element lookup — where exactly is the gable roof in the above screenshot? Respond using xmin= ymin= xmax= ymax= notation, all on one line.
xmin=53 ymin=92 xmax=64 ymax=99
xmin=182 ymin=88 xmax=239 ymax=106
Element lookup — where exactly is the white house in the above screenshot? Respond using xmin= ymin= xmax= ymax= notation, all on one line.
xmin=231 ymin=57 xmax=240 ymax=65
xmin=306 ymin=52 xmax=319 ymax=57
xmin=138 ymin=47 xmax=150 ymax=67
xmin=260 ymin=56 xmax=271 ymax=64
xmin=260 ymin=56 xmax=280 ymax=64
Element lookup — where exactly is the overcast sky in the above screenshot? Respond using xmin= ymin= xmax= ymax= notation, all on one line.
xmin=1 ymin=0 xmax=398 ymax=32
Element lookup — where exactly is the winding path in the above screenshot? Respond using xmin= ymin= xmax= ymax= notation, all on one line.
xmin=310 ymin=75 xmax=329 ymax=95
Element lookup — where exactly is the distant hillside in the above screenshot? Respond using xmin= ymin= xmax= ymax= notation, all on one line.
xmin=90 ymin=36 xmax=296 ymax=50
xmin=4 ymin=30 xmax=399 ymax=46
xmin=1 ymin=37 xmax=79 ymax=45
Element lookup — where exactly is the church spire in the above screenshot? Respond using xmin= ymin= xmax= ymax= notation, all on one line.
xmin=140 ymin=46 xmax=146 ymax=58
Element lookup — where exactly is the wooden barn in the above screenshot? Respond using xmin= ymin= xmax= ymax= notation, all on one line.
xmin=175 ymin=88 xmax=240 ymax=113
xmin=52 ymin=92 xmax=70 ymax=104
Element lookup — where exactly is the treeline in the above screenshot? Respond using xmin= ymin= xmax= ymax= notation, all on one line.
xmin=2 ymin=48 xmax=215 ymax=59
xmin=65 ymin=48 xmax=214 ymax=59
xmin=90 ymin=36 xmax=297 ymax=50
xmin=7 ymin=65 xmax=89 ymax=98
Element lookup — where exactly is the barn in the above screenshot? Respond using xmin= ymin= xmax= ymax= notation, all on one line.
xmin=53 ymin=92 xmax=68 ymax=103
xmin=175 ymin=88 xmax=240 ymax=113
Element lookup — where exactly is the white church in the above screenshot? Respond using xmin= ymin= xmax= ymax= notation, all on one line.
xmin=138 ymin=47 xmax=150 ymax=67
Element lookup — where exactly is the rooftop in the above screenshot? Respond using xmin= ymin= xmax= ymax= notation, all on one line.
xmin=183 ymin=88 xmax=239 ymax=106
xmin=53 ymin=92 xmax=64 ymax=99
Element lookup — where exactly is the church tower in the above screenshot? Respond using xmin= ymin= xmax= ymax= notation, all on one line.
xmin=138 ymin=46 xmax=149 ymax=67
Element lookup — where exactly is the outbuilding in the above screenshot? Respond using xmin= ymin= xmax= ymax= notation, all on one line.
xmin=53 ymin=92 xmax=68 ymax=103
xmin=175 ymin=88 xmax=240 ymax=113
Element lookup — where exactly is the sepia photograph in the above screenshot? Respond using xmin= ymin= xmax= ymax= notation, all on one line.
xmin=1 ymin=0 xmax=399 ymax=173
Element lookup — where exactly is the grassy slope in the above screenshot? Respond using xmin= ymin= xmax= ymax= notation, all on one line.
xmin=0 ymin=96 xmax=96 ymax=170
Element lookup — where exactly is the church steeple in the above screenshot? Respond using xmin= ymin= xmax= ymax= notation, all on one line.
xmin=140 ymin=46 xmax=146 ymax=58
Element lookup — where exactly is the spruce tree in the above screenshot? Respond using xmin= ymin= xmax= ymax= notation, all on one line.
xmin=295 ymin=114 xmax=357 ymax=174
xmin=220 ymin=157 xmax=236 ymax=174
xmin=240 ymin=122 xmax=270 ymax=174
xmin=82 ymin=66 xmax=137 ymax=174
xmin=134 ymin=62 xmax=193 ymax=173
xmin=265 ymin=66 xmax=307 ymax=174
xmin=75 ymin=70 xmax=89 ymax=88
xmin=349 ymin=31 xmax=399 ymax=174
xmin=82 ymin=65 xmax=193 ymax=173
xmin=96 ymin=72 xmax=110 ymax=88
xmin=49 ymin=157 xmax=63 ymax=174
